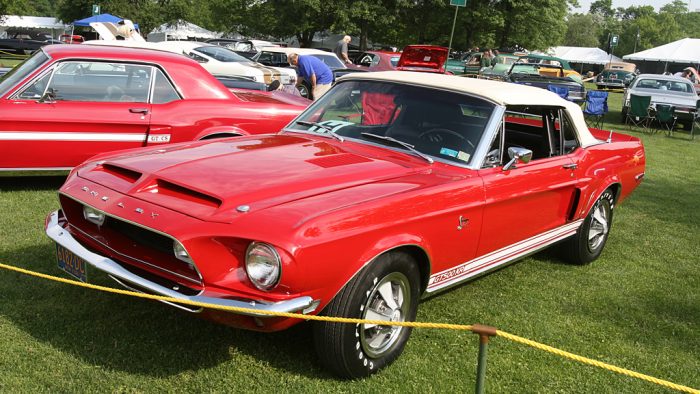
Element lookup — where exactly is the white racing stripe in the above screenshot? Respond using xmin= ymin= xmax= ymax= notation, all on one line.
xmin=427 ymin=220 xmax=583 ymax=292
xmin=0 ymin=132 xmax=147 ymax=142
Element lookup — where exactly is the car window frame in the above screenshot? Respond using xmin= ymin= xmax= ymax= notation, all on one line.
xmin=11 ymin=59 xmax=183 ymax=104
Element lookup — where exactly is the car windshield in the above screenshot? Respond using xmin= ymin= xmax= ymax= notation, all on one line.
xmin=0 ymin=50 xmax=49 ymax=97
xmin=194 ymin=46 xmax=250 ymax=62
xmin=310 ymin=54 xmax=345 ymax=69
xmin=635 ymin=78 xmax=693 ymax=93
xmin=285 ymin=80 xmax=496 ymax=166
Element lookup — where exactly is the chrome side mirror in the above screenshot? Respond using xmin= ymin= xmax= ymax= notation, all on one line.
xmin=503 ymin=146 xmax=532 ymax=171
xmin=37 ymin=88 xmax=57 ymax=104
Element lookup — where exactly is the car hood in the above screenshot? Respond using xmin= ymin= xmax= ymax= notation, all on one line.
xmin=77 ymin=134 xmax=428 ymax=223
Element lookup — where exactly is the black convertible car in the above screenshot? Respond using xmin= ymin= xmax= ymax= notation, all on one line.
xmin=507 ymin=63 xmax=586 ymax=102
xmin=0 ymin=31 xmax=58 ymax=55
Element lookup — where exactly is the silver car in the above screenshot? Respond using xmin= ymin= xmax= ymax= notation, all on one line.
xmin=622 ymin=74 xmax=698 ymax=129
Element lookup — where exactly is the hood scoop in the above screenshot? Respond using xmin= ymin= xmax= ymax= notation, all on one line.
xmin=132 ymin=179 xmax=222 ymax=215
xmin=102 ymin=163 xmax=142 ymax=183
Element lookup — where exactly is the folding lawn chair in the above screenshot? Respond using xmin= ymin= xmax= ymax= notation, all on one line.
xmin=582 ymin=90 xmax=608 ymax=129
xmin=625 ymin=94 xmax=652 ymax=133
xmin=547 ymin=85 xmax=569 ymax=100
xmin=691 ymin=100 xmax=699 ymax=140
xmin=652 ymin=104 xmax=677 ymax=136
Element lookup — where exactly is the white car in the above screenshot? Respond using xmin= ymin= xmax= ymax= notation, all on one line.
xmin=84 ymin=40 xmax=296 ymax=88
xmin=622 ymin=74 xmax=698 ymax=129
xmin=155 ymin=41 xmax=295 ymax=86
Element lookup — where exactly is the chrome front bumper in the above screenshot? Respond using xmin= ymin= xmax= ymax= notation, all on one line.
xmin=45 ymin=210 xmax=317 ymax=317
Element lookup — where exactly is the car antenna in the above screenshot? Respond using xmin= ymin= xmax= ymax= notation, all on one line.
xmin=607 ymin=129 xmax=613 ymax=143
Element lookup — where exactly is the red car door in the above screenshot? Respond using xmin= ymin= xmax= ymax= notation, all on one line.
xmin=0 ymin=60 xmax=153 ymax=170
xmin=475 ymin=109 xmax=581 ymax=258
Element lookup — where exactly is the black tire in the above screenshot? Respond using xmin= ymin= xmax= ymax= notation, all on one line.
xmin=563 ymin=189 xmax=615 ymax=265
xmin=313 ymin=251 xmax=420 ymax=379
xmin=297 ymin=82 xmax=311 ymax=99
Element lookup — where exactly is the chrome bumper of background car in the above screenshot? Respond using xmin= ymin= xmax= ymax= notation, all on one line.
xmin=45 ymin=210 xmax=317 ymax=317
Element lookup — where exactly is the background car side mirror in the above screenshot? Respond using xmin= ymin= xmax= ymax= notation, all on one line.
xmin=503 ymin=146 xmax=532 ymax=171
xmin=37 ymin=88 xmax=57 ymax=104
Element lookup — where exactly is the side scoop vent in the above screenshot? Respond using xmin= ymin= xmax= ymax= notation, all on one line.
xmin=102 ymin=163 xmax=142 ymax=183
xmin=155 ymin=179 xmax=222 ymax=208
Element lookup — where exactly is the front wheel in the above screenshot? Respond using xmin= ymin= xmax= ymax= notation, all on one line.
xmin=563 ymin=189 xmax=615 ymax=265
xmin=313 ymin=251 xmax=420 ymax=379
xmin=297 ymin=82 xmax=311 ymax=99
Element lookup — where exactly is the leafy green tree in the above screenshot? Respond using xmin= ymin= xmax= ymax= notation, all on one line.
xmin=563 ymin=13 xmax=602 ymax=47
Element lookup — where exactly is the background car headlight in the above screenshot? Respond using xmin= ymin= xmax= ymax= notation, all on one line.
xmin=245 ymin=242 xmax=281 ymax=291
xmin=83 ymin=206 xmax=105 ymax=226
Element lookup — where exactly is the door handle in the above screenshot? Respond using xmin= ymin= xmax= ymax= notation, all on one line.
xmin=129 ymin=108 xmax=149 ymax=114
xmin=562 ymin=163 xmax=578 ymax=170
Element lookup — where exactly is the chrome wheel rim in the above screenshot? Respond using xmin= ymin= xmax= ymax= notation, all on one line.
xmin=297 ymin=84 xmax=309 ymax=98
xmin=588 ymin=201 xmax=610 ymax=251
xmin=360 ymin=272 xmax=410 ymax=358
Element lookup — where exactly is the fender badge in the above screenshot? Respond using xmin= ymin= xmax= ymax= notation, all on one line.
xmin=457 ymin=216 xmax=469 ymax=231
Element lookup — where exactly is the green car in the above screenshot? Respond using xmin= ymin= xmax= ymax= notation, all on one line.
xmin=479 ymin=54 xmax=519 ymax=80
xmin=518 ymin=53 xmax=582 ymax=83
xmin=445 ymin=52 xmax=483 ymax=76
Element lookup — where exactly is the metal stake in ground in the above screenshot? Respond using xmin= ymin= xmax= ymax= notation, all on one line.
xmin=472 ymin=324 xmax=498 ymax=394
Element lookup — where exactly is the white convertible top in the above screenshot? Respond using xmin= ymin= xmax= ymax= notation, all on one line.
xmin=341 ymin=71 xmax=602 ymax=147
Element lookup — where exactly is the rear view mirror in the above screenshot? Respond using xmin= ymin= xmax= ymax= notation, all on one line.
xmin=503 ymin=146 xmax=532 ymax=171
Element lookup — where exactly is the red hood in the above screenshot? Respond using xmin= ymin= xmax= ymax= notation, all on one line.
xmin=77 ymin=134 xmax=428 ymax=223
xmin=397 ymin=45 xmax=448 ymax=73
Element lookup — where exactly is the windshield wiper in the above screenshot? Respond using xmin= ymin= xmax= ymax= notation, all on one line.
xmin=360 ymin=133 xmax=433 ymax=164
xmin=296 ymin=121 xmax=344 ymax=142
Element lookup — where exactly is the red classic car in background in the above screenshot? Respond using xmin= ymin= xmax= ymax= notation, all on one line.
xmin=0 ymin=45 xmax=308 ymax=170
xmin=46 ymin=72 xmax=645 ymax=378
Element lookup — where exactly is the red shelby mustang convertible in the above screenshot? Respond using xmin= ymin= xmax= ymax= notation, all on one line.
xmin=46 ymin=72 xmax=645 ymax=378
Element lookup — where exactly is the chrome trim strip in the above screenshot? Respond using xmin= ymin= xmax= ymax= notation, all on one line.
xmin=426 ymin=220 xmax=583 ymax=293
xmin=0 ymin=167 xmax=71 ymax=171
xmin=46 ymin=210 xmax=316 ymax=317
xmin=0 ymin=132 xmax=147 ymax=142
xmin=60 ymin=192 xmax=204 ymax=283
xmin=108 ymin=275 xmax=203 ymax=313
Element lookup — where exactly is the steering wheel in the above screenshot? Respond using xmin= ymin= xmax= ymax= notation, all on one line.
xmin=419 ymin=128 xmax=475 ymax=149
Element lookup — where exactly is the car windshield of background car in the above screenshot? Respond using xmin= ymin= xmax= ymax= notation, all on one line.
xmin=195 ymin=46 xmax=250 ymax=63
xmin=311 ymin=54 xmax=345 ymax=69
xmin=285 ymin=80 xmax=495 ymax=166
xmin=0 ymin=50 xmax=49 ymax=97
xmin=637 ymin=79 xmax=693 ymax=93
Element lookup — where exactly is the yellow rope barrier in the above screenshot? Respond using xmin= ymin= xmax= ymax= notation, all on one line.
xmin=0 ymin=50 xmax=29 ymax=58
xmin=0 ymin=261 xmax=698 ymax=393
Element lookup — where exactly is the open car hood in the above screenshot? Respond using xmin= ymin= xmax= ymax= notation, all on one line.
xmin=77 ymin=134 xmax=427 ymax=223
xmin=396 ymin=45 xmax=448 ymax=73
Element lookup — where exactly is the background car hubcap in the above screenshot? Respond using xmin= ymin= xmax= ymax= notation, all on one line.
xmin=360 ymin=272 xmax=410 ymax=358
xmin=588 ymin=202 xmax=609 ymax=251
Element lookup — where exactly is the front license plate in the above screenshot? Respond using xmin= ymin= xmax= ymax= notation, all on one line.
xmin=56 ymin=243 xmax=88 ymax=282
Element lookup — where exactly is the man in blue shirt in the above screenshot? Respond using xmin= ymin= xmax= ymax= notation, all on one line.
xmin=288 ymin=53 xmax=334 ymax=100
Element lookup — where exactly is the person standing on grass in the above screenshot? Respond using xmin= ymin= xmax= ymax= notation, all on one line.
xmin=334 ymin=35 xmax=353 ymax=64
xmin=288 ymin=53 xmax=334 ymax=101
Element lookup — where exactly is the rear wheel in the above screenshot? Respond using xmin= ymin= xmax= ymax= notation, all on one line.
xmin=297 ymin=82 xmax=311 ymax=99
xmin=563 ymin=189 xmax=615 ymax=265
xmin=313 ymin=251 xmax=420 ymax=379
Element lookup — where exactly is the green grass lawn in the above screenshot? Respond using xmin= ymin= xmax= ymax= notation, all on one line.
xmin=0 ymin=57 xmax=24 ymax=68
xmin=0 ymin=87 xmax=698 ymax=392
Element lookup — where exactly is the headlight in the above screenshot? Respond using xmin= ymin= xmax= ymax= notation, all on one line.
xmin=245 ymin=242 xmax=281 ymax=291
xmin=83 ymin=206 xmax=105 ymax=226
xmin=173 ymin=240 xmax=193 ymax=264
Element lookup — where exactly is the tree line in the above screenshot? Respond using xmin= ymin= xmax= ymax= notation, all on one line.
xmin=0 ymin=0 xmax=697 ymax=56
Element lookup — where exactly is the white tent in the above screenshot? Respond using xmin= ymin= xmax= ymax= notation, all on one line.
xmin=0 ymin=15 xmax=67 ymax=30
xmin=147 ymin=20 xmax=220 ymax=42
xmin=623 ymin=38 xmax=700 ymax=64
xmin=0 ymin=15 xmax=68 ymax=38
xmin=551 ymin=46 xmax=622 ymax=65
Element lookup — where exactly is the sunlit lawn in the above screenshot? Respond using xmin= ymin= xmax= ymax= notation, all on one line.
xmin=0 ymin=86 xmax=697 ymax=392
